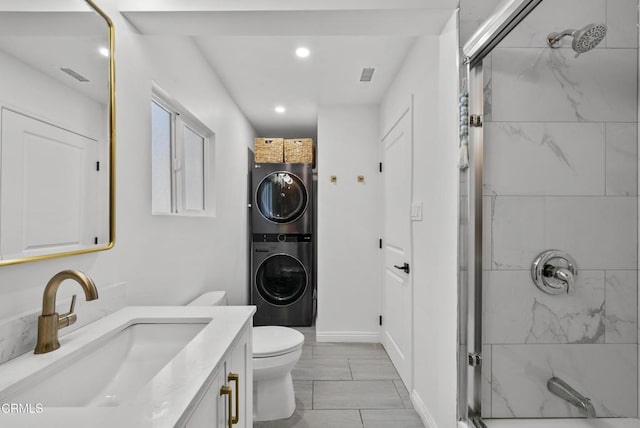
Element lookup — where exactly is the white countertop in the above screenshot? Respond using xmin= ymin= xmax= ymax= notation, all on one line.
xmin=0 ymin=305 xmax=255 ymax=427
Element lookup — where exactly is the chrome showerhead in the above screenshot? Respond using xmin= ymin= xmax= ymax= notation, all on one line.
xmin=572 ymin=24 xmax=607 ymax=54
xmin=547 ymin=24 xmax=607 ymax=57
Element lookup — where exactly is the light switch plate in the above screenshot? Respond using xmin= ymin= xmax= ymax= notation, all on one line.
xmin=411 ymin=201 xmax=423 ymax=221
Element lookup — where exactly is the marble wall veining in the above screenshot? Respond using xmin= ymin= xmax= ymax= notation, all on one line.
xmin=491 ymin=344 xmax=638 ymax=418
xmin=461 ymin=0 xmax=639 ymax=419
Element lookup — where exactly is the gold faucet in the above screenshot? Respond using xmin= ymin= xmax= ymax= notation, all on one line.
xmin=34 ymin=270 xmax=99 ymax=354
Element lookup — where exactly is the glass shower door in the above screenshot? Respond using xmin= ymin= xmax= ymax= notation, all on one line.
xmin=460 ymin=0 xmax=639 ymax=422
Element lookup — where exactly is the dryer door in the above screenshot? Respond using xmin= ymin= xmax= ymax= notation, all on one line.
xmin=256 ymin=172 xmax=308 ymax=223
xmin=256 ymin=254 xmax=307 ymax=305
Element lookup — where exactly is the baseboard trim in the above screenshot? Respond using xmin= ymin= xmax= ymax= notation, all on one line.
xmin=411 ymin=389 xmax=437 ymax=428
xmin=315 ymin=331 xmax=380 ymax=343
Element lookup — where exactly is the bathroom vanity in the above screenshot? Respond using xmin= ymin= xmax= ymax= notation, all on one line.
xmin=0 ymin=306 xmax=254 ymax=428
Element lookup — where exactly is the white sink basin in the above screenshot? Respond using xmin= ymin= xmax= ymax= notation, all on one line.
xmin=0 ymin=306 xmax=255 ymax=427
xmin=3 ymin=321 xmax=207 ymax=407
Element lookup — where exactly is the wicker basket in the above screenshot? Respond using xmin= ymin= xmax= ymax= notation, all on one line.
xmin=254 ymin=138 xmax=284 ymax=163
xmin=284 ymin=138 xmax=314 ymax=164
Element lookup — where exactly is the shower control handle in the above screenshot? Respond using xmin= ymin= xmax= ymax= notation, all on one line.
xmin=394 ymin=263 xmax=410 ymax=274
xmin=531 ymin=250 xmax=578 ymax=295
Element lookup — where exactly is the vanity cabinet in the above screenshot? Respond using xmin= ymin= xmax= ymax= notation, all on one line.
xmin=183 ymin=325 xmax=252 ymax=428
xmin=228 ymin=326 xmax=252 ymax=428
xmin=183 ymin=363 xmax=227 ymax=427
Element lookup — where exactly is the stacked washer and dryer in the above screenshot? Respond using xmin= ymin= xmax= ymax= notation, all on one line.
xmin=251 ymin=162 xmax=314 ymax=326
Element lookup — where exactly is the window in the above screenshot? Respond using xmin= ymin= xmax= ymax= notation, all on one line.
xmin=151 ymin=87 xmax=214 ymax=216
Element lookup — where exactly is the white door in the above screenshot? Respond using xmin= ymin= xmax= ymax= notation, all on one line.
xmin=381 ymin=107 xmax=413 ymax=389
xmin=0 ymin=108 xmax=99 ymax=259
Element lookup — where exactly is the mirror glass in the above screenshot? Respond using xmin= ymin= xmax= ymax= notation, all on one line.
xmin=0 ymin=1 xmax=114 ymax=265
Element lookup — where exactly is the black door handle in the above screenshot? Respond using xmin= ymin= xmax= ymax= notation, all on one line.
xmin=393 ymin=263 xmax=410 ymax=274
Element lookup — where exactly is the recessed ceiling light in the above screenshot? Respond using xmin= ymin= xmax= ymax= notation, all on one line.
xmin=295 ymin=47 xmax=310 ymax=58
xmin=275 ymin=106 xmax=286 ymax=114
xmin=99 ymin=47 xmax=110 ymax=57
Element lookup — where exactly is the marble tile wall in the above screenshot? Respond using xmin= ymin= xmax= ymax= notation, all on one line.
xmin=0 ymin=282 xmax=126 ymax=364
xmin=461 ymin=0 xmax=639 ymax=419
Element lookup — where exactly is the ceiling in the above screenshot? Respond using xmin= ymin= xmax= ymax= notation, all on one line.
xmin=0 ymin=11 xmax=110 ymax=105
xmin=122 ymin=0 xmax=459 ymax=139
xmin=195 ymin=36 xmax=415 ymax=138
xmin=0 ymin=36 xmax=110 ymax=105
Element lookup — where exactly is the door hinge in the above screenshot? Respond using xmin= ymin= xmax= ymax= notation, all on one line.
xmin=96 ymin=161 xmax=100 ymax=171
xmin=469 ymin=114 xmax=483 ymax=127
xmin=379 ymin=162 xmax=383 ymax=173
xmin=468 ymin=352 xmax=482 ymax=367
xmin=379 ymin=238 xmax=382 ymax=249
xmin=379 ymin=315 xmax=383 ymax=326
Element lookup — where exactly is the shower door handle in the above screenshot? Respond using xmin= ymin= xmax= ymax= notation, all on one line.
xmin=394 ymin=263 xmax=410 ymax=274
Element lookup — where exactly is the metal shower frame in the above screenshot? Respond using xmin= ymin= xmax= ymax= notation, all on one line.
xmin=458 ymin=0 xmax=544 ymax=426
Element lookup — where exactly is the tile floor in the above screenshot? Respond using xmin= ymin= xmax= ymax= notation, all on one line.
xmin=253 ymin=327 xmax=425 ymax=428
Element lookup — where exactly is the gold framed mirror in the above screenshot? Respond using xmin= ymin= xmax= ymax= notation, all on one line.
xmin=0 ymin=0 xmax=115 ymax=266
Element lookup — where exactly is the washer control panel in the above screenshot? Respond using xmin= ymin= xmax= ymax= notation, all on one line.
xmin=253 ymin=233 xmax=312 ymax=243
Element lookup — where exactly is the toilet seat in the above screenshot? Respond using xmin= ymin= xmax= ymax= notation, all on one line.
xmin=253 ymin=326 xmax=304 ymax=358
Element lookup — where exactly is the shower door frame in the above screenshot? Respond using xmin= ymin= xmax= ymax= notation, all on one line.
xmin=459 ymin=62 xmax=485 ymax=426
xmin=458 ymin=0 xmax=544 ymax=425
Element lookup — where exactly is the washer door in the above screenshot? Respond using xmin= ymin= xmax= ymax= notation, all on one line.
xmin=256 ymin=254 xmax=307 ymax=306
xmin=256 ymin=172 xmax=307 ymax=223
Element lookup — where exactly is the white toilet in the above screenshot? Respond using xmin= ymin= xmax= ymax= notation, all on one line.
xmin=188 ymin=291 xmax=304 ymax=422
xmin=252 ymin=325 xmax=304 ymax=421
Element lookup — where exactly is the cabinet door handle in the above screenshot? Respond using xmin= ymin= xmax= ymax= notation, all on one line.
xmin=220 ymin=385 xmax=233 ymax=428
xmin=228 ymin=373 xmax=240 ymax=425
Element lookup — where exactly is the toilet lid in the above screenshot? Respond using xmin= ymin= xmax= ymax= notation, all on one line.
xmin=253 ymin=326 xmax=304 ymax=358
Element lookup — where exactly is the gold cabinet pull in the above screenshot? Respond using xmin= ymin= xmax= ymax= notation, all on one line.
xmin=227 ymin=373 xmax=240 ymax=425
xmin=220 ymin=385 xmax=233 ymax=428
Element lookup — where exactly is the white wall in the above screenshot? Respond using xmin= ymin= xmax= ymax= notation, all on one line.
xmin=316 ymin=105 xmax=380 ymax=342
xmin=0 ymin=50 xmax=104 ymax=141
xmin=115 ymin=32 xmax=256 ymax=306
xmin=379 ymin=12 xmax=459 ymax=428
xmin=0 ymin=2 xmax=256 ymax=326
xmin=428 ymin=12 xmax=459 ymax=428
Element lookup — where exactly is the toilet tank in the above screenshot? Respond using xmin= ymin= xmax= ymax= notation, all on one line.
xmin=187 ymin=291 xmax=228 ymax=306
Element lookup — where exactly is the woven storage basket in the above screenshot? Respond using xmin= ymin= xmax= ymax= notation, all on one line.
xmin=284 ymin=138 xmax=314 ymax=164
xmin=254 ymin=138 xmax=284 ymax=163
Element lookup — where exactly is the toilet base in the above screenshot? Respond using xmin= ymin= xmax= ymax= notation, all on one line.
xmin=253 ymin=372 xmax=296 ymax=421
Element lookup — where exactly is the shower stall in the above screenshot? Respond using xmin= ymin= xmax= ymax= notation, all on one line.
xmin=458 ymin=0 xmax=639 ymax=426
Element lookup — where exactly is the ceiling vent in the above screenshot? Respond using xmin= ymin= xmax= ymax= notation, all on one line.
xmin=60 ymin=67 xmax=89 ymax=82
xmin=359 ymin=67 xmax=375 ymax=83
